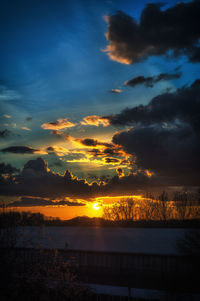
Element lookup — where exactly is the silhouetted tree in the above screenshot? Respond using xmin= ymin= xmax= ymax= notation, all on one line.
xmin=173 ymin=190 xmax=200 ymax=221
xmin=103 ymin=198 xmax=136 ymax=221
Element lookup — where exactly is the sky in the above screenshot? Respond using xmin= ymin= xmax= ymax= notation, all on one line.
xmin=0 ymin=0 xmax=200 ymax=219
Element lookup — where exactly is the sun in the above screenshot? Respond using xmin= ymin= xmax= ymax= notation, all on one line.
xmin=92 ymin=202 xmax=100 ymax=210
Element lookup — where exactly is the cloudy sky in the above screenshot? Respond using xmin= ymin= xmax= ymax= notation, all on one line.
xmin=0 ymin=0 xmax=200 ymax=218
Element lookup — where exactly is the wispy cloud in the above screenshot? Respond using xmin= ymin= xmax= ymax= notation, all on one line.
xmin=0 ymin=86 xmax=21 ymax=101
xmin=3 ymin=114 xmax=12 ymax=119
xmin=21 ymin=127 xmax=31 ymax=131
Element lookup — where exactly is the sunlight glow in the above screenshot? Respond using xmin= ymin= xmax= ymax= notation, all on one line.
xmin=93 ymin=202 xmax=100 ymax=210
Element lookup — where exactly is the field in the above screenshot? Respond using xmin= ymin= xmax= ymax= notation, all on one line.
xmin=17 ymin=226 xmax=188 ymax=254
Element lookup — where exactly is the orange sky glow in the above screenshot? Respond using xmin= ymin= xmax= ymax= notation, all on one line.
xmin=7 ymin=195 xmax=143 ymax=220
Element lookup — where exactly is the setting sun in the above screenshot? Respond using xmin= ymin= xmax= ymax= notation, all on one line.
xmin=93 ymin=202 xmax=100 ymax=210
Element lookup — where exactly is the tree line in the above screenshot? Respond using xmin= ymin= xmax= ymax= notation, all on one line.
xmin=103 ymin=191 xmax=200 ymax=222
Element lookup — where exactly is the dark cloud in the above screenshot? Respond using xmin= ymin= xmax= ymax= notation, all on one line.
xmin=76 ymin=138 xmax=113 ymax=148
xmin=0 ymin=146 xmax=39 ymax=154
xmin=0 ymin=129 xmax=11 ymax=138
xmin=107 ymin=79 xmax=200 ymax=132
xmin=78 ymin=138 xmax=100 ymax=147
xmin=0 ymin=157 xmax=100 ymax=198
xmin=3 ymin=197 xmax=85 ymax=208
xmin=46 ymin=146 xmax=55 ymax=152
xmin=125 ymin=72 xmax=181 ymax=88
xmin=1 ymin=157 xmax=195 ymax=198
xmin=104 ymin=1 xmax=200 ymax=64
xmin=104 ymin=79 xmax=200 ymax=186
xmin=88 ymin=148 xmax=102 ymax=157
xmin=113 ymin=125 xmax=200 ymax=186
xmin=87 ymin=145 xmax=127 ymax=162
xmin=88 ymin=174 xmax=111 ymax=183
xmin=0 ymin=163 xmax=19 ymax=174
xmin=46 ymin=145 xmax=70 ymax=157
xmin=103 ymin=147 xmax=118 ymax=156
xmin=0 ymin=157 xmax=162 ymax=198
xmin=103 ymin=172 xmax=159 ymax=194
xmin=26 ymin=117 xmax=32 ymax=121
xmin=50 ymin=130 xmax=73 ymax=141
xmin=22 ymin=157 xmax=49 ymax=172
xmin=104 ymin=157 xmax=120 ymax=164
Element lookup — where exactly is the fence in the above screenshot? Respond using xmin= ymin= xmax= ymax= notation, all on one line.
xmin=3 ymin=248 xmax=200 ymax=291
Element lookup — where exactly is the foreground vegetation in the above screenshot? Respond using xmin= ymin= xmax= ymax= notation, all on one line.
xmin=0 ymin=208 xmax=94 ymax=301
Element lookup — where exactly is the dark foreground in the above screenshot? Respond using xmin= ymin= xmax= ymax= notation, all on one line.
xmin=1 ymin=247 xmax=199 ymax=301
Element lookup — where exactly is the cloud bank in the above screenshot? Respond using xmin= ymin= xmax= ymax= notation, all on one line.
xmin=0 ymin=157 xmax=170 ymax=198
xmin=105 ymin=79 xmax=200 ymax=185
xmin=107 ymin=79 xmax=200 ymax=131
xmin=1 ymin=156 xmax=198 ymax=200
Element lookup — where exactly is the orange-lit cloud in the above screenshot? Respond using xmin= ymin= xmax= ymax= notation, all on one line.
xmin=116 ymin=167 xmax=125 ymax=178
xmin=46 ymin=146 xmax=70 ymax=156
xmin=103 ymin=14 xmax=132 ymax=65
xmin=104 ymin=44 xmax=131 ymax=64
xmin=57 ymin=135 xmax=134 ymax=170
xmin=3 ymin=196 xmax=86 ymax=208
xmin=65 ymin=155 xmax=121 ymax=167
xmin=110 ymin=89 xmax=122 ymax=93
xmin=95 ymin=194 xmax=143 ymax=204
xmin=41 ymin=118 xmax=77 ymax=130
xmin=81 ymin=115 xmax=110 ymax=127
xmin=21 ymin=127 xmax=31 ymax=131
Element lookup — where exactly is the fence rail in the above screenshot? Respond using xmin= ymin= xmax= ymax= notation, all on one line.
xmin=1 ymin=247 xmax=200 ymax=292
